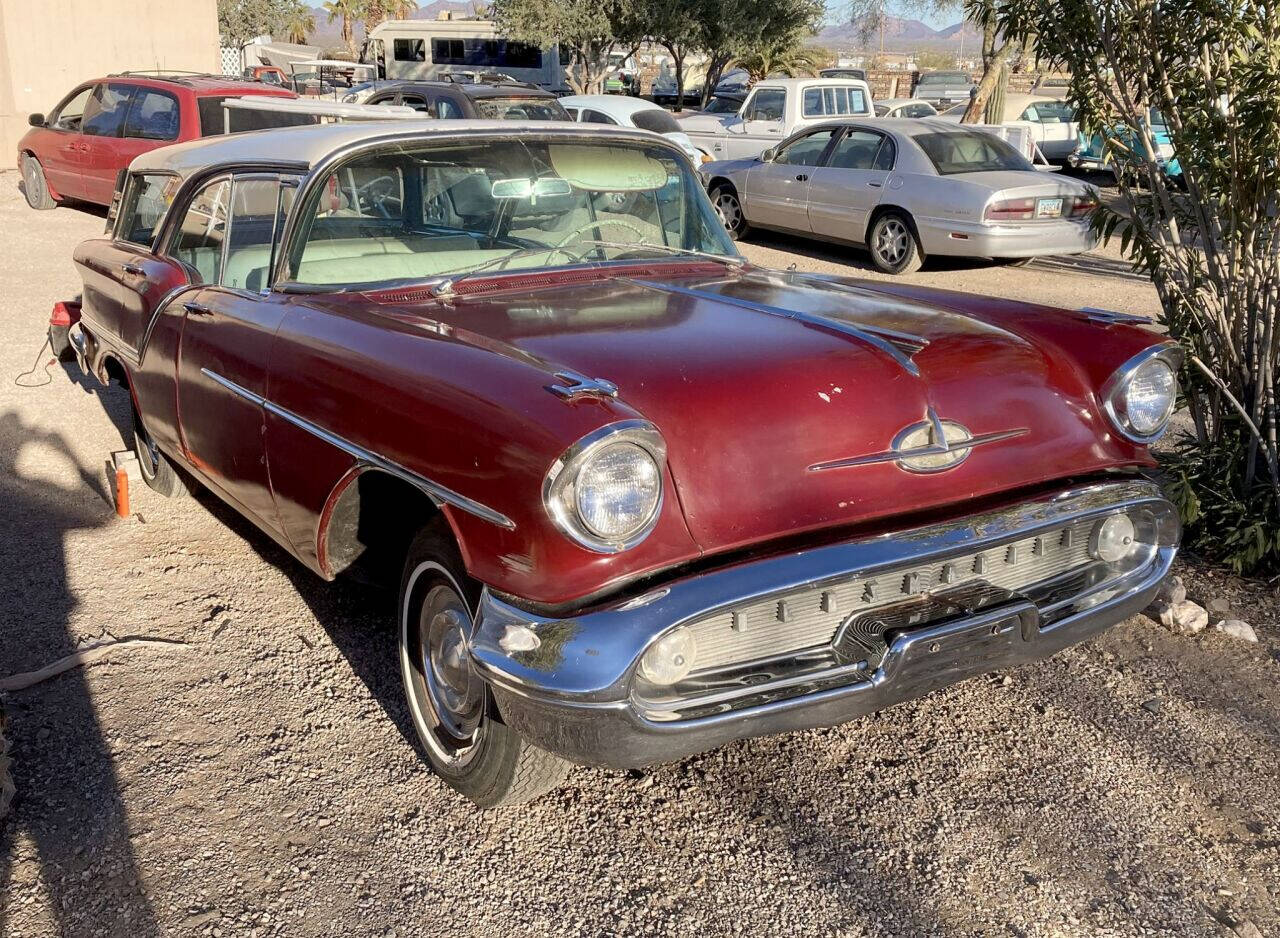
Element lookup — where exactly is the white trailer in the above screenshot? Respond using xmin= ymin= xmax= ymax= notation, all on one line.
xmin=360 ymin=19 xmax=568 ymax=93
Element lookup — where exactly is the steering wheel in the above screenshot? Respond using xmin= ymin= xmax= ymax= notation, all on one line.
xmin=356 ymin=175 xmax=402 ymax=219
xmin=553 ymin=217 xmax=650 ymax=250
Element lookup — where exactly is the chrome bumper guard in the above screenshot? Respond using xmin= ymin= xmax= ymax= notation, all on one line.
xmin=469 ymin=480 xmax=1178 ymax=768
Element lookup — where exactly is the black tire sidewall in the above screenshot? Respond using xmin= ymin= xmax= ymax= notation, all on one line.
xmin=22 ymin=156 xmax=55 ymax=210
xmin=870 ymin=213 xmax=921 ymax=274
xmin=711 ymin=186 xmax=747 ymax=240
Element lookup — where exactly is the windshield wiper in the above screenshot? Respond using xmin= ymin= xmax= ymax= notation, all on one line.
xmin=570 ymin=240 xmax=748 ymax=268
xmin=429 ymin=240 xmax=745 ymax=298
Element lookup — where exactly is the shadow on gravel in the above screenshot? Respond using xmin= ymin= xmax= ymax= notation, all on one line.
xmin=0 ymin=411 xmax=161 ymax=938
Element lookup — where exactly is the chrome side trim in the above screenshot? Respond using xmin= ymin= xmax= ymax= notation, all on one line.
xmin=628 ymin=278 xmax=924 ymax=377
xmin=199 ymin=367 xmax=516 ymax=530
xmin=809 ymin=408 xmax=1029 ymax=473
xmin=1078 ymin=306 xmax=1150 ymax=326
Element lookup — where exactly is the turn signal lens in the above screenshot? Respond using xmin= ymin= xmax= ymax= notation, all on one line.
xmin=639 ymin=630 xmax=697 ymax=685
xmin=1070 ymin=195 xmax=1099 ymax=216
xmin=985 ymin=197 xmax=1036 ymax=221
xmin=1090 ymin=514 xmax=1138 ymax=563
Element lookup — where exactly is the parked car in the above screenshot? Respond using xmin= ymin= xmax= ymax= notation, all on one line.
xmin=820 ymin=67 xmax=868 ymax=82
xmin=1031 ymin=73 xmax=1072 ymax=95
xmin=286 ymin=60 xmax=378 ymax=98
xmin=362 ymin=76 xmax=568 ymax=120
xmin=650 ymin=72 xmax=708 ymax=109
xmin=873 ymin=98 xmax=938 ymax=119
xmin=680 ymin=77 xmax=875 ymax=161
xmin=911 ymin=70 xmax=976 ymax=108
xmin=1069 ymin=108 xmax=1181 ymax=180
xmin=17 ymin=73 xmax=296 ymax=209
xmin=242 ymin=65 xmax=288 ymax=86
xmin=560 ymin=94 xmax=707 ymax=163
xmin=936 ymin=94 xmax=1080 ymax=161
xmin=703 ymin=118 xmax=1100 ymax=273
xmin=340 ymin=79 xmax=404 ymax=104
xmin=64 ymin=120 xmax=1180 ymax=807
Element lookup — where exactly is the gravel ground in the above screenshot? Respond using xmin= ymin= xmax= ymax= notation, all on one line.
xmin=1 ymin=176 xmax=1277 ymax=938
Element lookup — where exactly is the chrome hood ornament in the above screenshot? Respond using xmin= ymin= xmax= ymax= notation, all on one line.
xmin=809 ymin=408 xmax=1028 ymax=474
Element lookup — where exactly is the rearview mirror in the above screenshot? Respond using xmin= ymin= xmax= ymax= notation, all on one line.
xmin=759 ymin=147 xmax=776 ymax=162
xmin=28 ymin=113 xmax=45 ymax=128
xmin=490 ymin=177 xmax=575 ymax=199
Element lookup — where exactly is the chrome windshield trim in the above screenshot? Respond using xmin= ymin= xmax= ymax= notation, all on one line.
xmin=199 ymin=367 xmax=516 ymax=530
xmin=627 ymin=278 xmax=924 ymax=377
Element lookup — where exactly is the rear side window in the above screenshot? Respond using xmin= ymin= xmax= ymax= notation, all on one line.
xmin=400 ymin=94 xmax=430 ymax=113
xmin=435 ymin=97 xmax=464 ymax=119
xmin=582 ymin=109 xmax=616 ymax=125
xmin=223 ymin=178 xmax=295 ymax=292
xmin=802 ymin=86 xmax=869 ymax=118
xmin=198 ymin=96 xmax=319 ymax=136
xmin=118 ymin=173 xmax=179 ymax=245
xmin=632 ymin=108 xmax=680 ymax=134
xmin=829 ymin=130 xmax=886 ymax=170
xmin=472 ymin=97 xmax=566 ymax=121
xmin=123 ymin=89 xmax=179 ymax=140
xmin=82 ymin=84 xmax=134 ymax=137
xmin=395 ymin=38 xmax=426 ymax=62
xmin=170 ymin=178 xmax=230 ymax=283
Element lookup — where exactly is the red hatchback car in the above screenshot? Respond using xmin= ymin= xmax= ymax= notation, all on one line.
xmin=17 ymin=73 xmax=296 ymax=209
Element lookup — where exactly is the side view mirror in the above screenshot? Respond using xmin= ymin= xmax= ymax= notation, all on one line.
xmin=28 ymin=113 xmax=45 ymax=128
xmin=759 ymin=147 xmax=776 ymax=162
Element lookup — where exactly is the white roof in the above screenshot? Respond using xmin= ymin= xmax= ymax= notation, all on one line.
xmin=289 ymin=59 xmax=375 ymax=69
xmin=753 ymin=77 xmax=871 ymax=89
xmin=129 ymin=119 xmax=660 ymax=178
xmin=221 ymin=97 xmax=421 ymax=120
xmin=558 ymin=95 xmax=669 ymax=117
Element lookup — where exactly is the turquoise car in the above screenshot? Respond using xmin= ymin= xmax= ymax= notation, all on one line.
xmin=1069 ymin=108 xmax=1181 ymax=178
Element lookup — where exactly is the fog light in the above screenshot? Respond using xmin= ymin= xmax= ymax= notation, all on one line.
xmin=639 ymin=630 xmax=697 ymax=685
xmin=1090 ymin=513 xmax=1137 ymax=563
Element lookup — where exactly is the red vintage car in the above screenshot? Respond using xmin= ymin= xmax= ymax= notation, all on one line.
xmin=65 ymin=121 xmax=1182 ymax=806
xmin=17 ymin=73 xmax=296 ymax=209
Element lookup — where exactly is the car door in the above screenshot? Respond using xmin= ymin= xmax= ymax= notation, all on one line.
xmin=79 ymin=82 xmax=138 ymax=204
xmin=806 ymin=127 xmax=895 ymax=243
xmin=723 ymin=87 xmax=787 ymax=159
xmin=168 ymin=172 xmax=297 ymax=528
xmin=742 ymin=127 xmax=839 ymax=232
xmin=35 ymin=83 xmax=96 ymax=200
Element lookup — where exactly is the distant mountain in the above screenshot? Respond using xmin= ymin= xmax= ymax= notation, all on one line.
xmin=814 ymin=13 xmax=983 ymax=52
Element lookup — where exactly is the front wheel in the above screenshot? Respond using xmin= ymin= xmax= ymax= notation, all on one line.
xmin=400 ymin=523 xmax=570 ymax=807
xmin=21 ymin=154 xmax=57 ymax=210
xmin=710 ymin=185 xmax=750 ymax=240
xmin=868 ymin=211 xmax=923 ymax=274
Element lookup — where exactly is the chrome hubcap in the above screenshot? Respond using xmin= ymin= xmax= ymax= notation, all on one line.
xmin=412 ymin=581 xmax=484 ymax=764
xmin=875 ymin=219 xmax=909 ymax=265
xmin=715 ymin=193 xmax=741 ymax=231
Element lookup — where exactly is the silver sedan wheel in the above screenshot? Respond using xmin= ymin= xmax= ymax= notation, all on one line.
xmin=874 ymin=218 xmax=911 ymax=266
xmin=713 ymin=189 xmax=743 ymax=233
xmin=403 ymin=569 xmax=486 ymax=768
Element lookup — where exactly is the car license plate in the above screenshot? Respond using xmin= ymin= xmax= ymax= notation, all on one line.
xmin=1037 ymin=197 xmax=1064 ymax=218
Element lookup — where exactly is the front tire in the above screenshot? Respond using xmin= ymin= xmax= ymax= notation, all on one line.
xmin=21 ymin=154 xmax=57 ymax=210
xmin=868 ymin=211 xmax=923 ymax=274
xmin=710 ymin=185 xmax=750 ymax=240
xmin=399 ymin=523 xmax=570 ymax=808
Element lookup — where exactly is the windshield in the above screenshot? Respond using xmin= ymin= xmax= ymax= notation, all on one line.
xmin=918 ymin=72 xmax=970 ymax=86
xmin=913 ymin=130 xmax=1034 ymax=174
xmin=704 ymin=96 xmax=742 ymax=114
xmin=473 ymin=96 xmax=568 ymax=121
xmin=287 ymin=138 xmax=737 ymax=288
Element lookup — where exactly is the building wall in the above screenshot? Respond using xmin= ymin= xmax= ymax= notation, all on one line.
xmin=0 ymin=0 xmax=219 ymax=157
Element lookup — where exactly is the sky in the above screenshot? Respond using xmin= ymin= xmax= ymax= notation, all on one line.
xmin=823 ymin=0 xmax=962 ymax=30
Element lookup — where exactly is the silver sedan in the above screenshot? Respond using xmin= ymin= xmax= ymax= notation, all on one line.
xmin=702 ymin=117 xmax=1099 ymax=274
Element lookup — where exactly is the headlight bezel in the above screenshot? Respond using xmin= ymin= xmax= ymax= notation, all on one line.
xmin=543 ymin=420 xmax=666 ymax=554
xmin=1101 ymin=343 xmax=1183 ymax=443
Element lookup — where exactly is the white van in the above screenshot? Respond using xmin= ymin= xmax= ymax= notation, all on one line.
xmin=679 ymin=78 xmax=875 ymax=161
xmin=361 ymin=19 xmax=568 ymax=93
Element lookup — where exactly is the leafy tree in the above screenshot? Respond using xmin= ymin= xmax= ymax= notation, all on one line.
xmin=647 ymin=0 xmax=702 ymax=108
xmin=363 ymin=0 xmax=419 ymax=31
xmin=732 ymin=39 xmax=826 ymax=82
xmin=217 ymin=0 xmax=294 ymax=46
xmin=693 ymin=0 xmax=824 ymax=105
xmin=491 ymin=0 xmax=644 ymax=93
xmin=283 ymin=1 xmax=317 ymax=43
xmin=324 ymin=0 xmax=363 ymax=51
xmin=992 ymin=0 xmax=1280 ymax=574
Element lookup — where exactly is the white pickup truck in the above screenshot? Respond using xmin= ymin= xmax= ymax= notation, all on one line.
xmin=678 ymin=77 xmax=875 ymax=161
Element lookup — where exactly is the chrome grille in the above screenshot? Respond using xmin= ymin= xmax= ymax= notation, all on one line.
xmin=685 ymin=518 xmax=1098 ymax=674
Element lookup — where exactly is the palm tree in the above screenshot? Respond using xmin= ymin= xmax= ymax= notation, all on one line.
xmin=284 ymin=1 xmax=316 ymax=44
xmin=323 ymin=0 xmax=361 ymax=52
xmin=732 ymin=44 xmax=826 ymax=84
xmin=386 ymin=0 xmax=418 ymax=18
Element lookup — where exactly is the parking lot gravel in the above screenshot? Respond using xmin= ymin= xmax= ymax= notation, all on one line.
xmin=1 ymin=177 xmax=1277 ymax=938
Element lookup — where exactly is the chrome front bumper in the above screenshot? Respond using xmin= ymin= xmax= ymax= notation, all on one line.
xmin=469 ymin=480 xmax=1178 ymax=768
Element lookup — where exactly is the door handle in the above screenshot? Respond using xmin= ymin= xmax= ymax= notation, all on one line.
xmin=795 ymin=174 xmax=809 ymax=182
xmin=121 ymin=262 xmax=145 ymax=276
xmin=868 ymin=182 xmax=883 ymax=188
xmin=183 ymin=301 xmax=212 ymax=316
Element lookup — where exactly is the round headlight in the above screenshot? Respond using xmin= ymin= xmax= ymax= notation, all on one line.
xmin=639 ymin=629 xmax=697 ymax=685
xmin=1091 ymin=513 xmax=1137 ymax=563
xmin=1123 ymin=358 xmax=1176 ymax=434
xmin=575 ymin=442 xmax=661 ymax=539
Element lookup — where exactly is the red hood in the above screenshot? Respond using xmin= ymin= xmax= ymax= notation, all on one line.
xmin=369 ymin=266 xmax=1155 ymax=558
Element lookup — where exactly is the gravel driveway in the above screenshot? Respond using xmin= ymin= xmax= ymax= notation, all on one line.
xmin=1 ymin=178 xmax=1276 ymax=938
